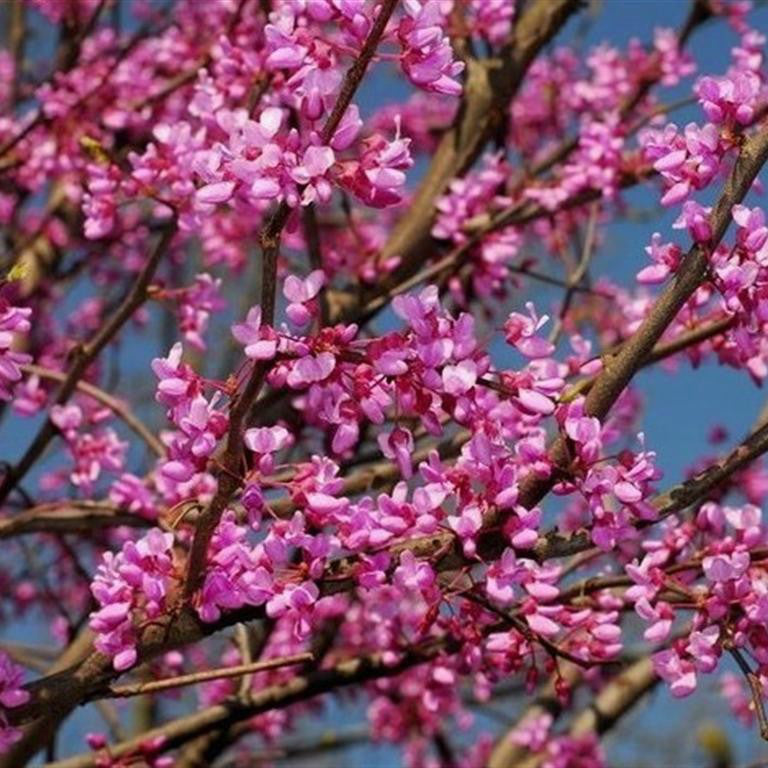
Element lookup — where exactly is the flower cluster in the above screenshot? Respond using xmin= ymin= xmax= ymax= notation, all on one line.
xmin=397 ymin=0 xmax=464 ymax=96
xmin=50 ymin=404 xmax=128 ymax=491
xmin=433 ymin=154 xmax=523 ymax=298
xmin=90 ymin=529 xmax=177 ymax=670
xmin=0 ymin=297 xmax=31 ymax=402
xmin=173 ymin=273 xmax=226 ymax=351
xmin=508 ymin=712 xmax=605 ymax=768
xmin=0 ymin=652 xmax=29 ymax=753
xmin=626 ymin=502 xmax=768 ymax=698
xmin=151 ymin=343 xmax=227 ymax=504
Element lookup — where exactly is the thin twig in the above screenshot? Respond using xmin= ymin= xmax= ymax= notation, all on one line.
xmin=319 ymin=0 xmax=399 ymax=145
xmin=107 ymin=653 xmax=314 ymax=698
xmin=560 ymin=314 xmax=737 ymax=403
xmin=20 ymin=364 xmax=163 ymax=457
xmin=549 ymin=202 xmax=600 ymax=345
xmin=462 ymin=590 xmax=608 ymax=669
xmin=729 ymin=645 xmax=768 ymax=741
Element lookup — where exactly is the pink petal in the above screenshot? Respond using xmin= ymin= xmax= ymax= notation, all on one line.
xmin=526 ymin=613 xmax=559 ymax=637
xmin=195 ymin=181 xmax=235 ymax=205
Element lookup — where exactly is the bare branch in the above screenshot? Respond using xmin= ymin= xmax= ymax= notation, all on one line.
xmin=20 ymin=364 xmax=164 ymax=457
xmin=0 ymin=502 xmax=150 ymax=540
xmin=106 ymin=653 xmax=313 ymax=699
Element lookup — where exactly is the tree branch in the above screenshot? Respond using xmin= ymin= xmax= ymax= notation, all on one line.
xmin=510 ymin=126 xmax=768 ymax=520
xmin=0 ymin=220 xmax=177 ymax=505
xmin=19 ymin=364 xmax=164 ymax=457
xmin=181 ymin=0 xmax=399 ymax=599
xmin=106 ymin=652 xmax=313 ymax=699
xmin=43 ymin=636 xmax=454 ymax=768
xmin=368 ymin=0 xmax=580 ymax=300
xmin=0 ymin=502 xmax=151 ymax=540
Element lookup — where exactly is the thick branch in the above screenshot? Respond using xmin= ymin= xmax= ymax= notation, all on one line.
xmin=0 ymin=502 xmax=151 ymax=540
xmin=43 ymin=637 xmax=453 ymax=768
xmin=512 ymin=126 xmax=768 ymax=516
xmin=371 ymin=0 xmax=580 ymax=296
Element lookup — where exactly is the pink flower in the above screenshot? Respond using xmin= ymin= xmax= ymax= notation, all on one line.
xmin=526 ymin=611 xmax=560 ymax=638
xmin=152 ymin=343 xmax=200 ymax=420
xmin=637 ymin=233 xmax=683 ymax=284
xmin=90 ymin=529 xmax=177 ymax=671
xmin=266 ymin=581 xmax=319 ymax=640
xmin=673 ymin=200 xmax=712 ymax=242
xmin=244 ymin=425 xmax=290 ymax=455
xmin=561 ymin=400 xmax=602 ymax=463
xmin=398 ymin=0 xmax=465 ymax=96
xmin=635 ymin=597 xmax=673 ymax=643
xmin=447 ymin=504 xmax=483 ymax=558
xmin=283 ymin=269 xmax=325 ymax=327
xmin=641 ymin=122 xmax=722 ymax=207
xmin=696 ymin=71 xmax=761 ymax=126
xmin=264 ymin=8 xmax=310 ymax=70
xmin=82 ymin=163 xmax=121 ymax=240
xmin=653 ymin=647 xmax=698 ymax=697
xmin=378 ymin=427 xmax=415 ymax=479
xmin=337 ymin=121 xmax=413 ymax=207
xmin=289 ymin=146 xmax=335 ymax=205
xmin=469 ymin=0 xmax=514 ymax=45
xmin=109 ymin=473 xmax=156 ymax=519
xmin=0 ymin=651 xmax=29 ymax=751
xmin=176 ymin=273 xmax=226 ymax=351
xmin=442 ymin=359 xmax=478 ymax=395
xmin=504 ymin=303 xmax=554 ymax=359
xmin=702 ymin=550 xmax=750 ymax=582
xmin=232 ymin=306 xmax=278 ymax=361
xmin=195 ymin=181 xmax=235 ymax=206
xmin=392 ymin=285 xmax=440 ymax=333
xmin=244 ymin=425 xmax=291 ymax=473
xmin=686 ymin=626 xmax=720 ymax=673
xmin=733 ymin=204 xmax=768 ymax=256
xmin=286 ymin=352 xmax=336 ymax=388
xmin=330 ymin=104 xmax=363 ymax=151
xmin=394 ymin=551 xmax=435 ymax=594
xmin=486 ymin=548 xmax=523 ymax=605
xmin=51 ymin=403 xmax=82 ymax=434
xmin=0 ymin=300 xmax=31 ymax=401
xmin=510 ymin=712 xmax=553 ymax=751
